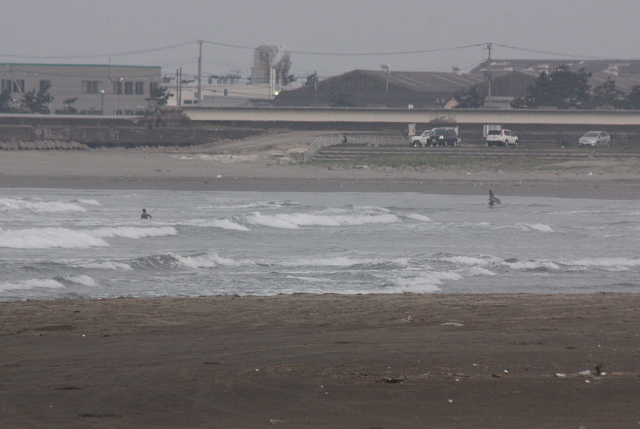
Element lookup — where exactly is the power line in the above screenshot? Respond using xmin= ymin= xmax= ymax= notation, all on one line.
xmin=0 ymin=42 xmax=196 ymax=60
xmin=493 ymin=44 xmax=608 ymax=60
xmin=201 ymin=40 xmax=486 ymax=56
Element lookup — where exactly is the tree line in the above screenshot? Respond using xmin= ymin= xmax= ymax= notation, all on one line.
xmin=455 ymin=65 xmax=640 ymax=110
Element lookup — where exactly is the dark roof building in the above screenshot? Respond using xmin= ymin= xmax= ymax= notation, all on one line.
xmin=273 ymin=68 xmax=486 ymax=108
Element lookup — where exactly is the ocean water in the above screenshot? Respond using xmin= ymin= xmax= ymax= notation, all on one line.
xmin=1 ymin=188 xmax=640 ymax=300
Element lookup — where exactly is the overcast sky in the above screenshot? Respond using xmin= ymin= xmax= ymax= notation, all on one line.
xmin=2 ymin=0 xmax=639 ymax=82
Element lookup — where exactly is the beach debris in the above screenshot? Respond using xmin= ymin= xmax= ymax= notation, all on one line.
xmin=595 ymin=363 xmax=606 ymax=376
xmin=380 ymin=377 xmax=405 ymax=384
xmin=441 ymin=322 xmax=464 ymax=326
xmin=269 ymin=418 xmax=286 ymax=425
xmin=555 ymin=373 xmax=567 ymax=378
xmin=579 ymin=370 xmax=592 ymax=376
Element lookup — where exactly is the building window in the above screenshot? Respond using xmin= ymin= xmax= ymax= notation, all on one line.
xmin=149 ymin=82 xmax=159 ymax=95
xmin=82 ymin=81 xmax=100 ymax=94
xmin=1 ymin=79 xmax=25 ymax=93
xmin=125 ymin=81 xmax=134 ymax=95
xmin=135 ymin=81 xmax=144 ymax=95
xmin=113 ymin=80 xmax=123 ymax=95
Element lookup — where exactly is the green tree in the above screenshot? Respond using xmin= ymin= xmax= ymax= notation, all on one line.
xmin=0 ymin=88 xmax=12 ymax=112
xmin=59 ymin=98 xmax=78 ymax=114
xmin=623 ymin=85 xmax=640 ymax=110
xmin=453 ymin=87 xmax=485 ymax=108
xmin=23 ymin=82 xmax=54 ymax=113
xmin=592 ymin=77 xmax=624 ymax=109
xmin=512 ymin=65 xmax=591 ymax=109
xmin=305 ymin=72 xmax=319 ymax=88
xmin=0 ymin=88 xmax=29 ymax=113
xmin=146 ymin=86 xmax=173 ymax=107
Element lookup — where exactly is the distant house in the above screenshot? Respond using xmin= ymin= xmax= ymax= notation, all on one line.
xmin=0 ymin=63 xmax=162 ymax=115
xmin=272 ymin=67 xmax=486 ymax=108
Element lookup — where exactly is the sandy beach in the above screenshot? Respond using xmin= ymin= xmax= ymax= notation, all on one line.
xmin=1 ymin=137 xmax=640 ymax=199
xmin=3 ymin=294 xmax=640 ymax=428
xmin=2 ymin=138 xmax=640 ymax=428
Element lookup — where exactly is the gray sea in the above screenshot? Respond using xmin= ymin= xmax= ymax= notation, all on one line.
xmin=1 ymin=188 xmax=640 ymax=301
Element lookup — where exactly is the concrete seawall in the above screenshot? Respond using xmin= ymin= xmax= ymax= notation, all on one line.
xmin=0 ymin=125 xmax=264 ymax=149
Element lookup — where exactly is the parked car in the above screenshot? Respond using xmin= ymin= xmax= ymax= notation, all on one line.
xmin=486 ymin=129 xmax=518 ymax=147
xmin=409 ymin=129 xmax=436 ymax=147
xmin=426 ymin=128 xmax=460 ymax=147
xmin=578 ymin=131 xmax=610 ymax=147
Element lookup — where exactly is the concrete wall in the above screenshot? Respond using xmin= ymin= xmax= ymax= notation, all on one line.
xmin=185 ymin=106 xmax=640 ymax=127
xmin=0 ymin=124 xmax=264 ymax=148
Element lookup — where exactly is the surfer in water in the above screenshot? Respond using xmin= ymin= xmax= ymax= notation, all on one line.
xmin=141 ymin=208 xmax=152 ymax=219
xmin=488 ymin=190 xmax=501 ymax=207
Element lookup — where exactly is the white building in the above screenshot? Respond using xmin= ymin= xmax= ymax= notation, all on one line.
xmin=0 ymin=63 xmax=162 ymax=115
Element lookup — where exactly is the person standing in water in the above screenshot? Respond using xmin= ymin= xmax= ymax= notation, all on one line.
xmin=489 ymin=190 xmax=501 ymax=207
xmin=141 ymin=208 xmax=152 ymax=219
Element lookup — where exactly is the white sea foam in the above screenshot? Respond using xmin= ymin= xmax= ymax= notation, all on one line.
xmin=186 ymin=218 xmax=250 ymax=231
xmin=63 ymin=275 xmax=97 ymax=287
xmin=89 ymin=227 xmax=178 ymax=239
xmin=170 ymin=252 xmax=251 ymax=268
xmin=75 ymin=199 xmax=102 ymax=206
xmin=0 ymin=198 xmax=86 ymax=213
xmin=243 ymin=212 xmax=399 ymax=229
xmin=284 ymin=275 xmax=327 ymax=282
xmin=565 ymin=258 xmax=640 ymax=271
xmin=403 ymin=213 xmax=432 ymax=222
xmin=464 ymin=266 xmax=496 ymax=276
xmin=0 ymin=278 xmax=65 ymax=292
xmin=0 ymin=228 xmax=108 ymax=249
xmin=504 ymin=260 xmax=560 ymax=270
xmin=516 ymin=223 xmax=554 ymax=233
xmin=78 ymin=261 xmax=133 ymax=270
xmin=282 ymin=256 xmax=409 ymax=268
xmin=387 ymin=271 xmax=459 ymax=293
xmin=439 ymin=255 xmax=492 ymax=266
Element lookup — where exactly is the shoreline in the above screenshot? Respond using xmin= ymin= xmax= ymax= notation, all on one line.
xmin=3 ymin=293 xmax=640 ymax=428
xmin=1 ymin=149 xmax=640 ymax=199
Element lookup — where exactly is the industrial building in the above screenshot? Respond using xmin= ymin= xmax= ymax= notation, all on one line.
xmin=272 ymin=66 xmax=486 ymax=108
xmin=0 ymin=63 xmax=162 ymax=115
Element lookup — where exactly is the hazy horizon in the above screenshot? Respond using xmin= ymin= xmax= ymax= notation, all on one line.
xmin=2 ymin=1 xmax=639 ymax=82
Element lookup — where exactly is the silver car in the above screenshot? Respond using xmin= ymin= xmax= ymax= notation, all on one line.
xmin=578 ymin=131 xmax=610 ymax=147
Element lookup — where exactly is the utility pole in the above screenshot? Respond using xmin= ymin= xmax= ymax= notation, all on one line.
xmin=197 ymin=40 xmax=203 ymax=104
xmin=485 ymin=42 xmax=493 ymax=98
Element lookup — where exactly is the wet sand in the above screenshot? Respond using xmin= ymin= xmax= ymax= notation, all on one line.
xmin=1 ymin=146 xmax=640 ymax=427
xmin=1 ymin=149 xmax=640 ymax=199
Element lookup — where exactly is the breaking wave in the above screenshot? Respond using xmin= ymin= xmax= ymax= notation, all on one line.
xmin=243 ymin=212 xmax=399 ymax=229
xmin=0 ymin=278 xmax=65 ymax=292
xmin=0 ymin=198 xmax=87 ymax=213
